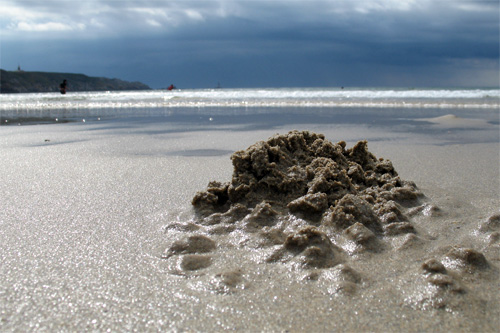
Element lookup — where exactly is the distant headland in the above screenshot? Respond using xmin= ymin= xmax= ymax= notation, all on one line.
xmin=0 ymin=69 xmax=151 ymax=93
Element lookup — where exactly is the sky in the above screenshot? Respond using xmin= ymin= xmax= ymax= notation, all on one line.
xmin=1 ymin=0 xmax=499 ymax=89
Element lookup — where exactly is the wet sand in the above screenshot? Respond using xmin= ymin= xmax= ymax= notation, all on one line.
xmin=0 ymin=111 xmax=499 ymax=331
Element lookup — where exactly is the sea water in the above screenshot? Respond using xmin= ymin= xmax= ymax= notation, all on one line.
xmin=1 ymin=87 xmax=499 ymax=110
xmin=1 ymin=87 xmax=498 ymax=129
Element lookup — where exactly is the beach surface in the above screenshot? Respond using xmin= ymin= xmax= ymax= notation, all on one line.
xmin=0 ymin=107 xmax=499 ymax=331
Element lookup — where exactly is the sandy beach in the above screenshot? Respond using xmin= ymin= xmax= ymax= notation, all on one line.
xmin=2 ymin=0 xmax=499 ymax=329
xmin=0 ymin=105 xmax=499 ymax=331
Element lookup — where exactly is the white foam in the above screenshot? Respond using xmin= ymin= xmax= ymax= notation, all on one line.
xmin=1 ymin=88 xmax=498 ymax=111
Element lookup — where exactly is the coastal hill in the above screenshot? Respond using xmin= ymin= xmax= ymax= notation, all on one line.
xmin=0 ymin=69 xmax=150 ymax=93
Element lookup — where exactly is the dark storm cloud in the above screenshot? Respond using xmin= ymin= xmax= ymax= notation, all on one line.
xmin=1 ymin=0 xmax=498 ymax=88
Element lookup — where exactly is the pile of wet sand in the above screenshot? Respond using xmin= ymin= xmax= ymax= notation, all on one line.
xmin=163 ymin=130 xmax=498 ymax=311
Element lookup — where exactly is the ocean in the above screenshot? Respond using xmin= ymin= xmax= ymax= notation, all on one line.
xmin=1 ymin=87 xmax=499 ymax=140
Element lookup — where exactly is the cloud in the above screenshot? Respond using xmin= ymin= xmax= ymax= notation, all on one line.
xmin=0 ymin=0 xmax=224 ymax=37
xmin=1 ymin=1 xmax=91 ymax=36
xmin=1 ymin=0 xmax=497 ymax=39
xmin=1 ymin=0 xmax=497 ymax=88
xmin=13 ymin=21 xmax=84 ymax=32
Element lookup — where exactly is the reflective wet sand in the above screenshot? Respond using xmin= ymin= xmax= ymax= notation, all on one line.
xmin=0 ymin=109 xmax=498 ymax=331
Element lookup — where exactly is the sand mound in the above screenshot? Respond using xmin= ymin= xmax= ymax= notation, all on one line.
xmin=193 ymin=130 xmax=420 ymax=222
xmin=163 ymin=131 xmax=494 ymax=311
xmin=179 ymin=130 xmax=427 ymax=274
xmin=192 ymin=130 xmax=422 ymax=239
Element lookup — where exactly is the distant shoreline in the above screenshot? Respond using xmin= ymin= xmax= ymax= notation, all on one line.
xmin=0 ymin=69 xmax=150 ymax=94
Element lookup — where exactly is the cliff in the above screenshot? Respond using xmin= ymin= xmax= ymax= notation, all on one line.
xmin=0 ymin=69 xmax=151 ymax=93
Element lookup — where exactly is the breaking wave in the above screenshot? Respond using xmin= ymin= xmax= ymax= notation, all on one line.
xmin=1 ymin=88 xmax=499 ymax=111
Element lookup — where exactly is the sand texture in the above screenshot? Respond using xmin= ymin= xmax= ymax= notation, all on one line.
xmin=0 ymin=116 xmax=499 ymax=331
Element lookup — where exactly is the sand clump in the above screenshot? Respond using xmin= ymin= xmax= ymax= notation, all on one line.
xmin=190 ymin=130 xmax=422 ymax=256
xmin=192 ymin=131 xmax=422 ymax=221
xmin=268 ymin=226 xmax=343 ymax=269
xmin=163 ymin=131 xmax=495 ymax=312
xmin=409 ymin=248 xmax=494 ymax=311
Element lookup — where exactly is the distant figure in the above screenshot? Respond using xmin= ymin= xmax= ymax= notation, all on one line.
xmin=59 ymin=80 xmax=67 ymax=94
xmin=167 ymin=84 xmax=176 ymax=91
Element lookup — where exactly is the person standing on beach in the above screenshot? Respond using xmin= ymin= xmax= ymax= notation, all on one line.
xmin=59 ymin=80 xmax=67 ymax=94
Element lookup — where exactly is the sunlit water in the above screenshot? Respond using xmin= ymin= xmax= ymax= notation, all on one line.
xmin=1 ymin=87 xmax=499 ymax=109
xmin=1 ymin=87 xmax=498 ymax=127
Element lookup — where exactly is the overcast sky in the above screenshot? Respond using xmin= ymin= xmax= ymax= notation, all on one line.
xmin=1 ymin=0 xmax=498 ymax=88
